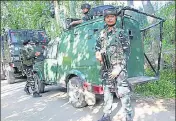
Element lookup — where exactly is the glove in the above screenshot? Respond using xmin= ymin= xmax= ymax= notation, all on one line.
xmin=108 ymin=66 xmax=122 ymax=79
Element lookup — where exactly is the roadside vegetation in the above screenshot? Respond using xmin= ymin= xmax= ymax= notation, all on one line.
xmin=135 ymin=3 xmax=175 ymax=98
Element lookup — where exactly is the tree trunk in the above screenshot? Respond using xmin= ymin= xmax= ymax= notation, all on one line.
xmin=142 ymin=1 xmax=155 ymax=14
xmin=127 ymin=0 xmax=134 ymax=8
xmin=141 ymin=0 xmax=156 ymax=24
xmin=126 ymin=0 xmax=135 ymax=17
xmin=53 ymin=0 xmax=60 ymax=25
xmin=69 ymin=1 xmax=76 ymax=18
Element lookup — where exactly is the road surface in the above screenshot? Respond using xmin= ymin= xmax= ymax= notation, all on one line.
xmin=1 ymin=79 xmax=175 ymax=121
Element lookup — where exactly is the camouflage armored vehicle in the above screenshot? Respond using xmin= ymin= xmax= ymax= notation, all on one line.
xmin=33 ymin=5 xmax=165 ymax=108
xmin=1 ymin=29 xmax=49 ymax=84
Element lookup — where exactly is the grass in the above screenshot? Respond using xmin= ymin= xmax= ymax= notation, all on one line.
xmin=134 ymin=69 xmax=175 ymax=98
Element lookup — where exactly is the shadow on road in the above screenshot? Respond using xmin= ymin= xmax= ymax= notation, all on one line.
xmin=1 ymin=80 xmax=175 ymax=121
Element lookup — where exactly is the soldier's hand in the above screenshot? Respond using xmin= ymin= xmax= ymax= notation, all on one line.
xmin=69 ymin=22 xmax=73 ymax=26
xmin=35 ymin=52 xmax=41 ymax=56
xmin=95 ymin=51 xmax=102 ymax=62
xmin=108 ymin=66 xmax=121 ymax=79
xmin=68 ymin=23 xmax=73 ymax=28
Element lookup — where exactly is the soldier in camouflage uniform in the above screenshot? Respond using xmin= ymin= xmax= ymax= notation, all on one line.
xmin=95 ymin=8 xmax=133 ymax=121
xmin=81 ymin=3 xmax=92 ymax=21
xmin=21 ymin=40 xmax=42 ymax=97
xmin=69 ymin=3 xmax=91 ymax=27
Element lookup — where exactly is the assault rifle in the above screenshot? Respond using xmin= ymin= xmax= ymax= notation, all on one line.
xmin=101 ymin=52 xmax=116 ymax=87
xmin=101 ymin=52 xmax=124 ymax=97
xmin=101 ymin=52 xmax=111 ymax=72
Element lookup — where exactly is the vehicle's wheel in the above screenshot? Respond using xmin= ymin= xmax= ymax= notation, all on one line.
xmin=6 ymin=67 xmax=15 ymax=84
xmin=67 ymin=77 xmax=87 ymax=108
xmin=33 ymin=73 xmax=45 ymax=93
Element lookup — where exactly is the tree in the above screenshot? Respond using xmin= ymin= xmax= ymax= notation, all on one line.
xmin=127 ymin=0 xmax=134 ymax=8
xmin=53 ymin=0 xmax=60 ymax=25
xmin=142 ymin=0 xmax=155 ymax=14
xmin=142 ymin=0 xmax=156 ymax=24
xmin=1 ymin=1 xmax=50 ymax=30
xmin=69 ymin=1 xmax=76 ymax=18
xmin=141 ymin=0 xmax=160 ymax=68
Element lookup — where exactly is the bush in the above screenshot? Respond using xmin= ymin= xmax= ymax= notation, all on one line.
xmin=135 ymin=3 xmax=175 ymax=98
xmin=135 ymin=69 xmax=175 ymax=98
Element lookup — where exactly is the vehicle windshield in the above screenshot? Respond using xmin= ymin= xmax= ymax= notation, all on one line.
xmin=10 ymin=32 xmax=25 ymax=44
xmin=10 ymin=30 xmax=48 ymax=44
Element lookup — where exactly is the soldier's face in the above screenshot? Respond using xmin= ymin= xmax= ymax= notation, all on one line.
xmin=105 ymin=15 xmax=117 ymax=26
xmin=82 ymin=8 xmax=89 ymax=14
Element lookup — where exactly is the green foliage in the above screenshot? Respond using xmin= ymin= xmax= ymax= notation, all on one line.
xmin=1 ymin=1 xmax=60 ymax=39
xmin=2 ymin=1 xmax=46 ymax=29
xmin=157 ymin=3 xmax=175 ymax=49
xmin=135 ymin=69 xmax=175 ymax=98
xmin=136 ymin=3 xmax=175 ymax=98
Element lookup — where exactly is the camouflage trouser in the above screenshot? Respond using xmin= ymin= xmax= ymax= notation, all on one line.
xmin=23 ymin=65 xmax=37 ymax=93
xmin=102 ymin=72 xmax=133 ymax=121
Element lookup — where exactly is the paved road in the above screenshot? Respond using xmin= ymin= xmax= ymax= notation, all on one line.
xmin=1 ymin=79 xmax=175 ymax=121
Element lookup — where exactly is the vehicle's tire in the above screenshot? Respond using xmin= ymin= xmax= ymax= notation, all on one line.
xmin=67 ymin=77 xmax=87 ymax=108
xmin=33 ymin=73 xmax=45 ymax=93
xmin=6 ymin=67 xmax=15 ymax=84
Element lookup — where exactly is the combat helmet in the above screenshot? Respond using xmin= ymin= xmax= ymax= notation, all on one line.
xmin=81 ymin=3 xmax=91 ymax=10
xmin=104 ymin=8 xmax=119 ymax=17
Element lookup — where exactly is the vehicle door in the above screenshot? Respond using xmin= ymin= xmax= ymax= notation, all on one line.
xmin=44 ymin=40 xmax=59 ymax=83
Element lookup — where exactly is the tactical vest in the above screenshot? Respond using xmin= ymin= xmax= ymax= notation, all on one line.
xmin=82 ymin=13 xmax=91 ymax=21
xmin=99 ymin=28 xmax=129 ymax=68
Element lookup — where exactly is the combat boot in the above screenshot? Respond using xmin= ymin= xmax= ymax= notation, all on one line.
xmin=126 ymin=115 xmax=133 ymax=121
xmin=98 ymin=114 xmax=111 ymax=121
xmin=33 ymin=92 xmax=42 ymax=97
xmin=24 ymin=87 xmax=30 ymax=95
